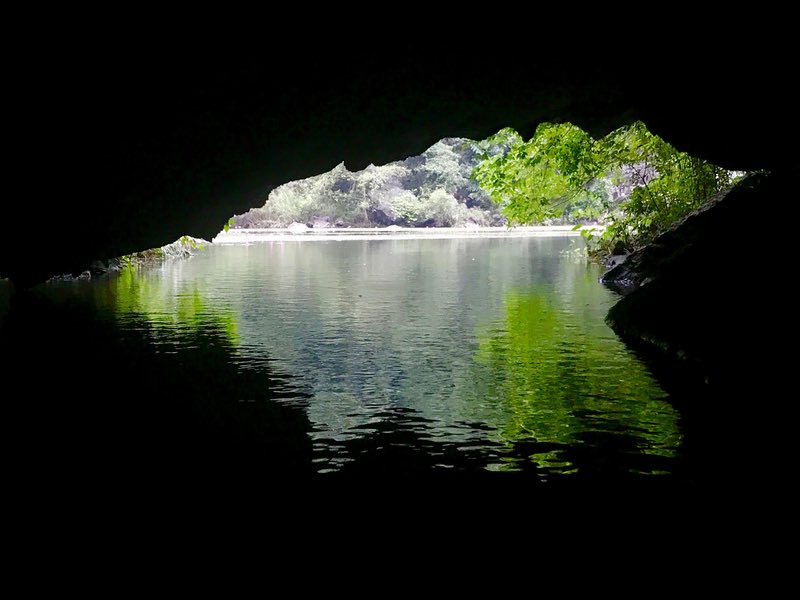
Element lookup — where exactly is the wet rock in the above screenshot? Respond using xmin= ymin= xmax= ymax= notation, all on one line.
xmin=89 ymin=259 xmax=123 ymax=275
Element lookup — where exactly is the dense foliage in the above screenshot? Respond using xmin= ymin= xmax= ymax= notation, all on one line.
xmin=473 ymin=121 xmax=739 ymax=252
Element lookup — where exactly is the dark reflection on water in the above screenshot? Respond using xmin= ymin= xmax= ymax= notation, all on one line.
xmin=311 ymin=407 xmax=505 ymax=476
xmin=2 ymin=237 xmax=687 ymax=481
xmin=1 ymin=291 xmax=314 ymax=482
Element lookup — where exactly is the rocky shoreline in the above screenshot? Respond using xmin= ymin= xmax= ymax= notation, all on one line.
xmin=600 ymin=172 xmax=774 ymax=389
xmin=46 ymin=235 xmax=209 ymax=282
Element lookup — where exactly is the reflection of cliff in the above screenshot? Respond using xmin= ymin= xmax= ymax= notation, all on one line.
xmin=224 ymin=238 xmax=527 ymax=440
xmin=205 ymin=239 xmax=680 ymax=474
xmin=470 ymin=285 xmax=681 ymax=472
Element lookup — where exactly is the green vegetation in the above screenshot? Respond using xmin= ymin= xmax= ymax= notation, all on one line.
xmin=230 ymin=122 xmax=735 ymax=251
xmin=473 ymin=121 xmax=740 ymax=253
xmin=472 ymin=285 xmax=681 ymax=471
xmin=101 ymin=264 xmax=240 ymax=345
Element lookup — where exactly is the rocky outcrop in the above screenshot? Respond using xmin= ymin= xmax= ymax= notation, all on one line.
xmin=602 ymin=172 xmax=779 ymax=389
xmin=46 ymin=270 xmax=92 ymax=282
xmin=600 ymin=176 xmax=754 ymax=292
xmin=231 ymin=135 xmax=514 ymax=229
xmin=159 ymin=236 xmax=209 ymax=260
xmin=47 ymin=236 xmax=210 ymax=282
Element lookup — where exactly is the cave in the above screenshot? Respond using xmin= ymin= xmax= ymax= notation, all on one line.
xmin=3 ymin=35 xmax=787 ymax=284
xmin=1 ymin=27 xmax=790 ymax=494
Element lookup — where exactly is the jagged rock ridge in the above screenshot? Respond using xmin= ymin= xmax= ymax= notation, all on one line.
xmin=232 ymin=135 xmax=515 ymax=229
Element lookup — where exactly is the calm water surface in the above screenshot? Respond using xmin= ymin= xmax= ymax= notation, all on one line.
xmin=4 ymin=237 xmax=686 ymax=480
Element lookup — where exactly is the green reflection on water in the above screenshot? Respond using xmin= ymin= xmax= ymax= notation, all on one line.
xmin=472 ymin=282 xmax=681 ymax=471
xmin=96 ymin=266 xmax=239 ymax=346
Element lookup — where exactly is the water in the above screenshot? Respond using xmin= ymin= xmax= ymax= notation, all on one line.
xmin=1 ymin=237 xmax=687 ymax=482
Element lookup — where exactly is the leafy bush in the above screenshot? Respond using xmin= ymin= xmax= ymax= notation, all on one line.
xmin=383 ymin=189 xmax=422 ymax=223
xmin=419 ymin=189 xmax=465 ymax=226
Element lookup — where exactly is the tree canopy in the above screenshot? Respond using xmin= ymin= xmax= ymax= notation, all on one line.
xmin=472 ymin=121 xmax=739 ymax=252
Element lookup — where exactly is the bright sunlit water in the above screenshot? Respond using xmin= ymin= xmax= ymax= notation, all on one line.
xmin=3 ymin=237 xmax=686 ymax=480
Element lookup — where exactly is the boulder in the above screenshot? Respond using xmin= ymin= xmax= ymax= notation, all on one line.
xmin=287 ymin=222 xmax=309 ymax=233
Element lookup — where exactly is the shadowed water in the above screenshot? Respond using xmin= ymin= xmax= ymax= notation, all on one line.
xmin=1 ymin=237 xmax=685 ymax=482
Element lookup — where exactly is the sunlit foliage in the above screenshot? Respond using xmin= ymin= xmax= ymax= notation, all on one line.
xmin=473 ymin=121 xmax=739 ymax=252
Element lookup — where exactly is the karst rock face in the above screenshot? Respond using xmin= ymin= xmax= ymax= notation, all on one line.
xmin=231 ymin=137 xmax=508 ymax=230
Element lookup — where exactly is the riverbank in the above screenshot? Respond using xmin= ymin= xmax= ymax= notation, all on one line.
xmin=213 ymin=225 xmax=602 ymax=244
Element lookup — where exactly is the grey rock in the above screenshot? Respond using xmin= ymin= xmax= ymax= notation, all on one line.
xmin=308 ymin=216 xmax=333 ymax=228
xmin=230 ymin=134 xmax=517 ymax=229
xmin=287 ymin=222 xmax=308 ymax=233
